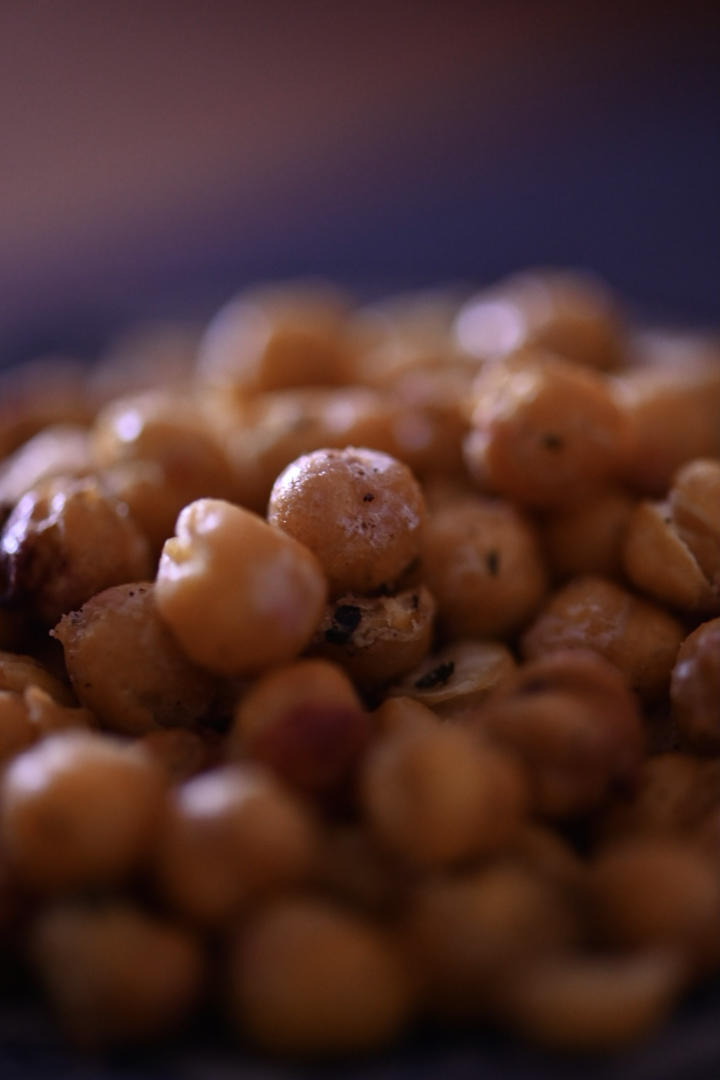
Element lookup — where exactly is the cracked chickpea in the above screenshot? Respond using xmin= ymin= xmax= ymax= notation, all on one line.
xmin=670 ymin=618 xmax=720 ymax=751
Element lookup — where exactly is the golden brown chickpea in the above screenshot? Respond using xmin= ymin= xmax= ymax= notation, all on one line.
xmin=0 ymin=425 xmax=91 ymax=505
xmin=0 ymin=690 xmax=36 ymax=763
xmin=31 ymin=902 xmax=204 ymax=1046
xmin=509 ymin=823 xmax=585 ymax=890
xmin=1 ymin=731 xmax=165 ymax=891
xmin=228 ymin=897 xmax=413 ymax=1054
xmin=476 ymin=650 xmax=645 ymax=817
xmin=53 ymin=583 xmax=218 ymax=735
xmin=21 ymin=685 xmax=95 ymax=739
xmin=422 ymin=496 xmax=547 ymax=638
xmin=230 ymin=660 xmax=370 ymax=794
xmin=521 ymin=576 xmax=685 ymax=699
xmin=198 ymin=283 xmax=355 ymax=395
xmin=540 ymin=486 xmax=635 ymax=581
xmin=309 ymin=587 xmax=435 ymax=688
xmin=361 ymin=725 xmax=528 ymax=866
xmin=0 ymin=358 xmax=92 ymax=460
xmin=0 ymin=476 xmax=152 ymax=625
xmin=139 ymin=728 xmax=221 ymax=784
xmin=389 ymin=639 xmax=516 ymax=717
xmin=622 ymin=500 xmax=715 ymax=611
xmin=405 ymin=863 xmax=579 ymax=1020
xmin=311 ymin=823 xmax=413 ymax=915
xmin=0 ymin=650 xmax=74 ymax=704
xmin=670 ymin=618 xmax=720 ymax=751
xmin=464 ymin=352 xmax=628 ymax=507
xmin=669 ymin=458 xmax=720 ymax=584
xmin=155 ymin=764 xmax=318 ymax=925
xmin=155 ymin=498 xmax=327 ymax=676
xmin=267 ymin=447 xmax=425 ymax=597
xmin=589 ymin=841 xmax=720 ymax=972
xmin=372 ymin=696 xmax=438 ymax=737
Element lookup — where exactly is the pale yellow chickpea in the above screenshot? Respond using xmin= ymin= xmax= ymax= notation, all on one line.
xmin=53 ymin=583 xmax=219 ymax=735
xmin=309 ymin=587 xmax=435 ymax=688
xmin=389 ymin=639 xmax=516 ymax=718
xmin=522 ymin=576 xmax=685 ymax=699
xmin=421 ymin=496 xmax=547 ymax=638
xmin=464 ymin=352 xmax=628 ymax=507
xmin=360 ymin=725 xmax=528 ymax=866
xmin=155 ymin=499 xmax=327 ymax=676
xmin=0 ymin=425 xmax=91 ymax=505
xmin=0 ymin=475 xmax=152 ymax=625
xmin=228 ymin=897 xmax=413 ymax=1054
xmin=230 ymin=659 xmax=369 ymax=794
xmin=0 ymin=731 xmax=165 ymax=891
xmin=267 ymin=447 xmax=425 ymax=597
xmin=540 ymin=486 xmax=635 ymax=581
xmin=31 ymin=902 xmax=204 ymax=1046
xmin=670 ymin=618 xmax=720 ymax=751
xmin=155 ymin=764 xmax=318 ymax=924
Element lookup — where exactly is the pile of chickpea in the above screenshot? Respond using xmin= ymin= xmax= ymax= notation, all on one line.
xmin=0 ymin=271 xmax=718 ymax=1057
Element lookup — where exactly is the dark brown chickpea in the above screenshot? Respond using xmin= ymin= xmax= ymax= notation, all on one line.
xmin=540 ymin=487 xmax=635 ymax=581
xmin=0 ymin=476 xmax=152 ymax=625
xmin=139 ymin=728 xmax=221 ymax=784
xmin=53 ymin=583 xmax=219 ymax=735
xmin=311 ymin=823 xmax=412 ymax=915
xmin=268 ymin=447 xmax=425 ymax=597
xmin=522 ymin=576 xmax=685 ymax=699
xmin=1 ymin=731 xmax=165 ymax=891
xmin=670 ymin=458 xmax=720 ymax=584
xmin=670 ymin=618 xmax=720 ymax=751
xmin=31 ymin=902 xmax=204 ymax=1046
xmin=422 ymin=495 xmax=547 ymax=638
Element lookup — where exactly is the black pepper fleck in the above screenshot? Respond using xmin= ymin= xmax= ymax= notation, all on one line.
xmin=362 ymin=493 xmax=375 ymax=502
xmin=542 ymin=433 xmax=564 ymax=451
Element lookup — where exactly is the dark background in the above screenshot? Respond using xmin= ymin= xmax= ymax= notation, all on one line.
xmin=0 ymin=0 xmax=718 ymax=368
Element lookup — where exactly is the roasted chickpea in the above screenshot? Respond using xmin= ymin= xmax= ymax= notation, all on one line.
xmin=422 ymin=495 xmax=547 ymax=638
xmin=389 ymin=639 xmax=516 ymax=717
xmin=522 ymin=576 xmax=684 ymax=699
xmin=622 ymin=500 xmax=715 ymax=611
xmin=464 ymin=352 xmax=628 ymax=507
xmin=669 ymin=458 xmax=720 ymax=583
xmin=31 ymin=902 xmax=204 ymax=1046
xmin=540 ymin=487 xmax=635 ymax=581
xmin=0 ymin=358 xmax=91 ymax=460
xmin=139 ymin=728 xmax=221 ymax=784
xmin=228 ymin=897 xmax=413 ymax=1054
xmin=670 ymin=618 xmax=720 ymax=751
xmin=1 ymin=731 xmax=165 ymax=891
xmin=155 ymin=499 xmax=327 ymax=676
xmin=0 ymin=691 xmax=36 ymax=763
xmin=0 ymin=476 xmax=152 ymax=625
xmin=267 ymin=447 xmax=425 ymax=597
xmin=0 ymin=425 xmax=91 ymax=505
xmin=311 ymin=823 xmax=412 ymax=915
xmin=155 ymin=764 xmax=317 ymax=924
xmin=0 ymin=650 xmax=73 ymax=704
xmin=53 ymin=583 xmax=218 ymax=735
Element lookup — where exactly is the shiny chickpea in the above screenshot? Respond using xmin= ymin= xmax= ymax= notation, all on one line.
xmin=670 ymin=618 xmax=720 ymax=751
xmin=389 ymin=639 xmax=516 ymax=718
xmin=422 ymin=495 xmax=547 ymax=638
xmin=155 ymin=498 xmax=327 ymax=676
xmin=521 ymin=576 xmax=685 ymax=699
xmin=464 ymin=352 xmax=628 ymax=508
xmin=361 ymin=725 xmax=528 ymax=866
xmin=540 ymin=487 xmax=635 ymax=581
xmin=155 ymin=764 xmax=318 ymax=925
xmin=267 ymin=447 xmax=425 ymax=597
xmin=53 ymin=583 xmax=218 ymax=735
xmin=228 ymin=897 xmax=413 ymax=1054
xmin=1 ymin=731 xmax=165 ymax=891
xmin=0 ymin=476 xmax=152 ymax=625
xmin=309 ymin=587 xmax=435 ymax=688
xmin=0 ymin=425 xmax=91 ymax=505
xmin=31 ymin=902 xmax=204 ymax=1046
xmin=230 ymin=660 xmax=369 ymax=794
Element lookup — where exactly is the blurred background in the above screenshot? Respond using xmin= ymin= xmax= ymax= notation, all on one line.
xmin=0 ymin=0 xmax=718 ymax=368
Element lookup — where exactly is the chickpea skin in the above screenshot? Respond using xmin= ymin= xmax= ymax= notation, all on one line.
xmin=670 ymin=618 xmax=720 ymax=751
xmin=155 ymin=499 xmax=327 ymax=676
xmin=267 ymin=447 xmax=425 ymax=597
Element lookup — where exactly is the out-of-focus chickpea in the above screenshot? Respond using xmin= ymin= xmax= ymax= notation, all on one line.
xmin=613 ymin=364 xmax=720 ymax=495
xmin=309 ymin=587 xmax=435 ymax=688
xmin=372 ymin=696 xmax=438 ymax=738
xmin=267 ymin=447 xmax=425 ymax=597
xmin=521 ymin=576 xmax=685 ymax=699
xmin=1 ymin=731 xmax=165 ymax=891
xmin=405 ymin=863 xmax=579 ymax=1019
xmin=669 ymin=458 xmax=720 ymax=583
xmin=98 ymin=459 xmax=206 ymax=557
xmin=31 ymin=902 xmax=204 ymax=1046
xmin=496 ymin=951 xmax=685 ymax=1051
xmin=228 ymin=897 xmax=413 ymax=1054
xmin=0 ymin=650 xmax=74 ymax=704
xmin=311 ymin=823 xmax=413 ymax=915
xmin=21 ymin=685 xmax=95 ymax=739
xmin=0 ymin=691 xmax=36 ymax=763
xmin=0 ymin=359 xmax=92 ymax=460
xmin=53 ymin=583 xmax=218 ymax=735
xmin=476 ymin=650 xmax=645 ymax=818
xmin=360 ymin=725 xmax=528 ymax=866
xmin=589 ymin=841 xmax=720 ymax=972
xmin=0 ymin=476 xmax=152 ymax=625
xmin=421 ymin=496 xmax=547 ymax=638
xmin=0 ymin=609 xmax=28 ymax=651
xmin=509 ymin=823 xmax=585 ymax=890
xmin=198 ymin=283 xmax=355 ymax=396
xmin=622 ymin=500 xmax=715 ymax=611
xmin=0 ymin=425 xmax=91 ymax=505
xmin=87 ymin=320 xmax=199 ymax=404
xmin=388 ymin=639 xmax=516 ymax=717
xmin=670 ymin=618 xmax=720 ymax=751
xmin=540 ymin=487 xmax=635 ymax=581
xmin=230 ymin=660 xmax=370 ymax=794
xmin=155 ymin=499 xmax=327 ymax=676
xmin=139 ymin=728 xmax=220 ymax=784
xmin=455 ymin=270 xmax=624 ymax=370
xmin=155 ymin=764 xmax=318 ymax=925
xmin=464 ymin=352 xmax=628 ymax=508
